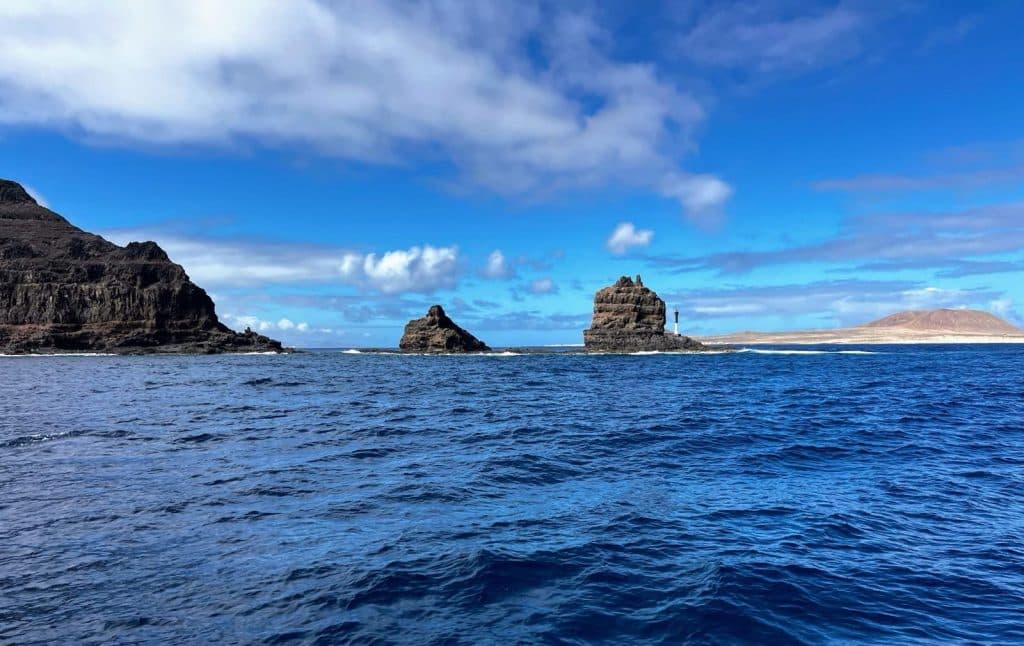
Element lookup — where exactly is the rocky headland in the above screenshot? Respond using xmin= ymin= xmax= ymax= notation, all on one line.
xmin=0 ymin=179 xmax=285 ymax=354
xmin=399 ymin=305 xmax=490 ymax=353
xmin=583 ymin=275 xmax=707 ymax=352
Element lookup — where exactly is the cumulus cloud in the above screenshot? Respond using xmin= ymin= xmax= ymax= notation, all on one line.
xmin=224 ymin=314 xmax=320 ymax=334
xmin=102 ymin=227 xmax=459 ymax=293
xmin=0 ymin=0 xmax=730 ymax=219
xmin=361 ymin=246 xmax=459 ymax=294
xmin=606 ymin=222 xmax=654 ymax=255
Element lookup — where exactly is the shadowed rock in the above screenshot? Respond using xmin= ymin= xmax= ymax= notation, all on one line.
xmin=400 ymin=305 xmax=490 ymax=353
xmin=583 ymin=275 xmax=706 ymax=352
xmin=0 ymin=178 xmax=285 ymax=354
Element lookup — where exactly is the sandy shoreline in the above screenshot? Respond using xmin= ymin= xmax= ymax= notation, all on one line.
xmin=699 ymin=329 xmax=1024 ymax=345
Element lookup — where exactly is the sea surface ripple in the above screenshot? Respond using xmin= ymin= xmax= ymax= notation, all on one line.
xmin=2 ymin=345 xmax=1024 ymax=644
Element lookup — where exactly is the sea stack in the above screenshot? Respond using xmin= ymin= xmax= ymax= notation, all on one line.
xmin=0 ymin=178 xmax=285 ymax=354
xmin=583 ymin=275 xmax=706 ymax=352
xmin=400 ymin=305 xmax=490 ymax=353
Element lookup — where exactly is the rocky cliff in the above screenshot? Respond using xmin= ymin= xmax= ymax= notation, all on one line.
xmin=583 ymin=275 xmax=705 ymax=352
xmin=400 ymin=305 xmax=490 ymax=352
xmin=0 ymin=179 xmax=284 ymax=354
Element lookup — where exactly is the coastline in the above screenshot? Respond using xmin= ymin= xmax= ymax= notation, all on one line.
xmin=699 ymin=330 xmax=1024 ymax=345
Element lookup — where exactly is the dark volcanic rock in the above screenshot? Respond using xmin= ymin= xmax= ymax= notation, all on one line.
xmin=0 ymin=178 xmax=285 ymax=354
xmin=583 ymin=275 xmax=706 ymax=352
xmin=400 ymin=305 xmax=490 ymax=353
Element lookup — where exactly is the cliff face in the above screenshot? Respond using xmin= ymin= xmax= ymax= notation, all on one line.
xmin=583 ymin=275 xmax=705 ymax=352
xmin=400 ymin=305 xmax=490 ymax=352
xmin=0 ymin=179 xmax=284 ymax=354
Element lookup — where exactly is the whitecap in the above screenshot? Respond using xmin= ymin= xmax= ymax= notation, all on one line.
xmin=739 ymin=348 xmax=879 ymax=355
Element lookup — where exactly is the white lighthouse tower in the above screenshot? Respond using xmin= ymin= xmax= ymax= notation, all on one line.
xmin=673 ymin=309 xmax=680 ymax=336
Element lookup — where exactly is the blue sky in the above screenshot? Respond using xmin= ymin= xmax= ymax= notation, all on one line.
xmin=2 ymin=1 xmax=1023 ymax=347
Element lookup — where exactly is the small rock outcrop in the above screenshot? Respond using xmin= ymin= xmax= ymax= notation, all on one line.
xmin=0 ymin=178 xmax=285 ymax=354
xmin=583 ymin=275 xmax=706 ymax=352
xmin=400 ymin=305 xmax=490 ymax=353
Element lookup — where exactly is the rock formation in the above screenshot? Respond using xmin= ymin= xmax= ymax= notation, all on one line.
xmin=0 ymin=178 xmax=285 ymax=354
xmin=583 ymin=275 xmax=705 ymax=352
xmin=400 ymin=305 xmax=490 ymax=352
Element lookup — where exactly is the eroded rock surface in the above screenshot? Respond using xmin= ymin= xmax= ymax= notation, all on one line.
xmin=400 ymin=305 xmax=490 ymax=353
xmin=583 ymin=275 xmax=706 ymax=352
xmin=0 ymin=178 xmax=285 ymax=354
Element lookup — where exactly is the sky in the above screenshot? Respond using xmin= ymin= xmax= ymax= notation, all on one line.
xmin=2 ymin=0 xmax=1023 ymax=347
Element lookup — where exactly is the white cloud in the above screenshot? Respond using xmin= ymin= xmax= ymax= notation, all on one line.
xmin=529 ymin=277 xmax=557 ymax=294
xmin=0 ymin=0 xmax=730 ymax=218
xmin=481 ymin=249 xmax=514 ymax=279
xmin=679 ymin=5 xmax=866 ymax=73
xmin=899 ymin=286 xmax=970 ymax=310
xmin=222 ymin=313 xmax=338 ymax=346
xmin=362 ymin=245 xmax=459 ymax=294
xmin=102 ymin=227 xmax=459 ymax=294
xmin=606 ymin=222 xmax=654 ymax=255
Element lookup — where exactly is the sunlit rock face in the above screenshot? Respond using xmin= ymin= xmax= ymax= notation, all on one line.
xmin=583 ymin=275 xmax=705 ymax=352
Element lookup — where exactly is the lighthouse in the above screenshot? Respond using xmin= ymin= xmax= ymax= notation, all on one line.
xmin=673 ymin=309 xmax=680 ymax=336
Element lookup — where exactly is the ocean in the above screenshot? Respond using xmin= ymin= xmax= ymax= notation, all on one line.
xmin=2 ymin=346 xmax=1023 ymax=644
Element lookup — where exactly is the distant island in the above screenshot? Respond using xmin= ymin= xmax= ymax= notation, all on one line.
xmin=0 ymin=179 xmax=285 ymax=354
xmin=701 ymin=309 xmax=1024 ymax=345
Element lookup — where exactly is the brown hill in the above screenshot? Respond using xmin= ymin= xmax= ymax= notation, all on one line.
xmin=864 ymin=309 xmax=1022 ymax=335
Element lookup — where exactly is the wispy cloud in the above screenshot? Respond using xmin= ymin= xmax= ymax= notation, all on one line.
xmin=813 ymin=165 xmax=1024 ymax=193
xmin=814 ymin=137 xmax=1024 ymax=193
xmin=647 ymin=202 xmax=1024 ymax=276
xmin=480 ymin=249 xmax=515 ymax=279
xmin=0 ymin=0 xmax=730 ymax=219
xmin=528 ymin=278 xmax=558 ymax=295
xmin=678 ymin=4 xmax=867 ymax=73
xmin=21 ymin=185 xmax=49 ymax=208
xmin=664 ymin=279 xmax=1004 ymax=329
xmin=606 ymin=222 xmax=654 ymax=255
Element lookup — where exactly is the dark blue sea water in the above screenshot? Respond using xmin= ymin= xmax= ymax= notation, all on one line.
xmin=2 ymin=346 xmax=1024 ymax=644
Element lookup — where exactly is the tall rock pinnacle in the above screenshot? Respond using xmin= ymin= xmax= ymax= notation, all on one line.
xmin=583 ymin=275 xmax=705 ymax=352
